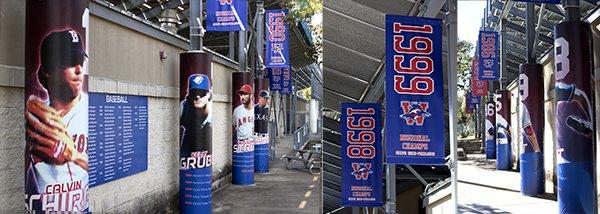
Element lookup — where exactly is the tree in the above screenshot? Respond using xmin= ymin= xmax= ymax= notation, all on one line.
xmin=456 ymin=40 xmax=475 ymax=137
xmin=280 ymin=0 xmax=323 ymax=65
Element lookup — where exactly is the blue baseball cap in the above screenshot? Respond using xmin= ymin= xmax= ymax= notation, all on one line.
xmin=188 ymin=74 xmax=211 ymax=91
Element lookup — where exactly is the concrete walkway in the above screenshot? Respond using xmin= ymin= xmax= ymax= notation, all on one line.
xmin=212 ymin=136 xmax=321 ymax=214
xmin=458 ymin=154 xmax=557 ymax=214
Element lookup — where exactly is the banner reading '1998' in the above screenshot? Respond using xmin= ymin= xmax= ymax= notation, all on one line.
xmin=265 ymin=9 xmax=289 ymax=68
xmin=341 ymin=103 xmax=383 ymax=207
xmin=206 ymin=0 xmax=248 ymax=32
xmin=384 ymin=15 xmax=445 ymax=165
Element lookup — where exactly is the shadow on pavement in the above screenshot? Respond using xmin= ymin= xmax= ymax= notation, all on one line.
xmin=459 ymin=203 xmax=512 ymax=214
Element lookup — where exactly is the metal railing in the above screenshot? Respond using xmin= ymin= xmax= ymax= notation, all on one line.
xmin=293 ymin=123 xmax=309 ymax=150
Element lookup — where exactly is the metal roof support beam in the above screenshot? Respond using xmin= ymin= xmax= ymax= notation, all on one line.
xmin=142 ymin=0 xmax=189 ymax=20
xmin=418 ymin=0 xmax=447 ymax=18
xmin=531 ymin=3 xmax=546 ymax=62
xmin=503 ymin=21 xmax=554 ymax=45
xmin=121 ymin=0 xmax=146 ymax=10
xmin=490 ymin=1 xmax=556 ymax=32
xmin=526 ymin=2 xmax=536 ymax=62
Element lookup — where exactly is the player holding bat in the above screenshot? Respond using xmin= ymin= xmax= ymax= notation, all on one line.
xmin=25 ymin=30 xmax=89 ymax=211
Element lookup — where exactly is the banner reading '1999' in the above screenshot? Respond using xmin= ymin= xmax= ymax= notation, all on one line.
xmin=265 ymin=9 xmax=289 ymax=68
xmin=384 ymin=15 xmax=445 ymax=165
xmin=341 ymin=103 xmax=383 ymax=207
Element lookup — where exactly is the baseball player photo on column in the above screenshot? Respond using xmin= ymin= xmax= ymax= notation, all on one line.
xmin=178 ymin=53 xmax=213 ymax=213
xmin=24 ymin=1 xmax=90 ymax=212
xmin=254 ymin=79 xmax=270 ymax=173
xmin=554 ymin=20 xmax=596 ymax=213
xmin=232 ymin=72 xmax=255 ymax=185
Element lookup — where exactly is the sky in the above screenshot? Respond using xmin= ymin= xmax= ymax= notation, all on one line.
xmin=458 ymin=0 xmax=487 ymax=51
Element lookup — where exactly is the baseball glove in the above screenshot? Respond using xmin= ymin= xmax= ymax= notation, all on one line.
xmin=25 ymin=96 xmax=88 ymax=167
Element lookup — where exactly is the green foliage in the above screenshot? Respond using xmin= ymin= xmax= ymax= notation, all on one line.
xmin=281 ymin=0 xmax=323 ymax=21
xmin=279 ymin=0 xmax=323 ymax=65
xmin=457 ymin=40 xmax=475 ymax=135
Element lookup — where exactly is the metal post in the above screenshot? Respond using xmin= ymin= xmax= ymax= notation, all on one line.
xmin=239 ymin=30 xmax=247 ymax=72
xmin=446 ymin=0 xmax=459 ymax=212
xmin=256 ymin=0 xmax=265 ymax=77
xmin=229 ymin=32 xmax=236 ymax=60
xmin=500 ymin=19 xmax=507 ymax=88
xmin=384 ymin=163 xmax=396 ymax=214
xmin=189 ymin=0 xmax=203 ymax=51
xmin=526 ymin=3 xmax=536 ymax=63
xmin=563 ymin=0 xmax=580 ymax=22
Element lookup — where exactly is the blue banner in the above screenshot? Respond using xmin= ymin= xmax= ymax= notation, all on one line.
xmin=281 ymin=67 xmax=292 ymax=94
xmin=467 ymin=92 xmax=481 ymax=108
xmin=88 ymin=93 xmax=149 ymax=187
xmin=206 ymin=0 xmax=248 ymax=32
xmin=384 ymin=15 xmax=445 ymax=165
xmin=268 ymin=67 xmax=282 ymax=92
xmin=478 ymin=31 xmax=500 ymax=80
xmin=340 ymin=103 xmax=383 ymax=207
xmin=265 ymin=9 xmax=289 ymax=68
xmin=268 ymin=67 xmax=292 ymax=94
xmin=466 ymin=92 xmax=477 ymax=110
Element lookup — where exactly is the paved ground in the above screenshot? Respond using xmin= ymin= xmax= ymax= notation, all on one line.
xmin=458 ymin=154 xmax=557 ymax=214
xmin=212 ymin=136 xmax=321 ymax=214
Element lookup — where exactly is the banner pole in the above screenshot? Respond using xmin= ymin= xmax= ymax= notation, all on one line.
xmin=385 ymin=163 xmax=396 ymax=214
xmin=189 ymin=0 xmax=203 ymax=51
xmin=447 ymin=0 xmax=459 ymax=212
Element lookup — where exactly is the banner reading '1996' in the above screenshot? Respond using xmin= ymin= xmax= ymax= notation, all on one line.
xmin=265 ymin=9 xmax=289 ymax=68
xmin=206 ymin=0 xmax=248 ymax=32
xmin=341 ymin=103 xmax=383 ymax=207
xmin=384 ymin=15 xmax=445 ymax=165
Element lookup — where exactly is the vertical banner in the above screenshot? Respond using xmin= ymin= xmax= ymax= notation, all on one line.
xmin=471 ymin=58 xmax=488 ymax=96
xmin=340 ymin=103 xmax=383 ymax=207
xmin=384 ymin=15 xmax=445 ymax=165
xmin=465 ymin=92 xmax=478 ymax=114
xmin=206 ymin=0 xmax=248 ymax=32
xmin=265 ymin=9 xmax=289 ymax=68
xmin=268 ymin=67 xmax=282 ymax=92
xmin=281 ymin=67 xmax=292 ymax=94
xmin=25 ymin=1 xmax=90 ymax=212
xmin=477 ymin=31 xmax=499 ymax=80
xmin=554 ymin=21 xmax=595 ymax=213
xmin=254 ymin=78 xmax=270 ymax=173
xmin=232 ymin=72 xmax=255 ymax=185
xmin=519 ymin=63 xmax=545 ymax=196
xmin=495 ymin=90 xmax=512 ymax=170
xmin=179 ymin=52 xmax=213 ymax=213
xmin=485 ymin=100 xmax=496 ymax=159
